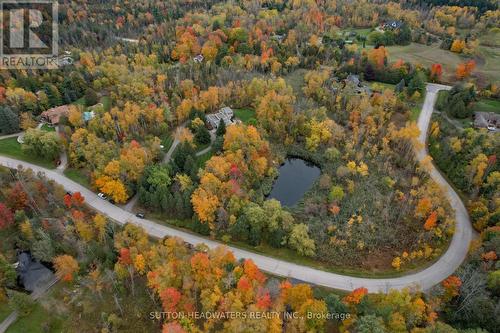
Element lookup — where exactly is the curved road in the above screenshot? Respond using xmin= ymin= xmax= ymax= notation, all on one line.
xmin=0 ymin=83 xmax=472 ymax=292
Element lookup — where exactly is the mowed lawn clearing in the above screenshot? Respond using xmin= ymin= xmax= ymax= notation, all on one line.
xmin=64 ymin=168 xmax=91 ymax=188
xmin=475 ymin=98 xmax=500 ymax=114
xmin=0 ymin=137 xmax=56 ymax=169
xmin=234 ymin=108 xmax=256 ymax=124
xmin=383 ymin=42 xmax=499 ymax=84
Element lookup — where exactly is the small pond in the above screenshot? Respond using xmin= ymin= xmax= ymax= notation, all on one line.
xmin=267 ymin=158 xmax=320 ymax=207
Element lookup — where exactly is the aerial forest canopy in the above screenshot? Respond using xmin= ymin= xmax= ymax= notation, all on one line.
xmin=0 ymin=0 xmax=498 ymax=332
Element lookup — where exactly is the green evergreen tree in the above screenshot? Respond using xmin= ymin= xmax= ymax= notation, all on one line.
xmin=84 ymin=88 xmax=99 ymax=106
xmin=0 ymin=106 xmax=19 ymax=134
xmin=216 ymin=119 xmax=226 ymax=136
xmin=194 ymin=126 xmax=211 ymax=145
xmin=407 ymin=72 xmax=425 ymax=96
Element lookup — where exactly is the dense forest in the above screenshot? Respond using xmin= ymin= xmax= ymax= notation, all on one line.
xmin=0 ymin=170 xmax=498 ymax=332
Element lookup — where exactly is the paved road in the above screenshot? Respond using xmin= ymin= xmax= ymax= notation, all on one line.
xmin=0 ymin=84 xmax=473 ymax=292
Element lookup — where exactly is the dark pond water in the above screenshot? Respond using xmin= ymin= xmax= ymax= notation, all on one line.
xmin=268 ymin=158 xmax=321 ymax=207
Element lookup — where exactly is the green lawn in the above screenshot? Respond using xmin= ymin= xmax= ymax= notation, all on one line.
xmin=0 ymin=302 xmax=12 ymax=323
xmin=161 ymin=134 xmax=174 ymax=151
xmin=40 ymin=124 xmax=55 ymax=132
xmin=367 ymin=81 xmax=396 ymax=92
xmin=100 ymin=96 xmax=112 ymax=112
xmin=381 ymin=42 xmax=500 ymax=84
xmin=339 ymin=27 xmax=372 ymax=38
xmin=72 ymin=97 xmax=86 ymax=106
xmin=410 ymin=106 xmax=421 ymax=121
xmin=0 ymin=137 xmax=56 ymax=169
xmin=6 ymin=302 xmax=62 ymax=333
xmin=234 ymin=108 xmax=256 ymax=124
xmin=64 ymin=168 xmax=91 ymax=188
xmin=196 ymin=149 xmax=213 ymax=168
xmin=475 ymin=98 xmax=500 ymax=114
xmin=478 ymin=28 xmax=500 ymax=47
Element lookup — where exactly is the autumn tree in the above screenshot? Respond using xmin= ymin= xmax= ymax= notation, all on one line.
xmin=0 ymin=254 xmax=16 ymax=300
xmin=0 ymin=203 xmax=13 ymax=230
xmin=367 ymin=46 xmax=388 ymax=69
xmin=430 ymin=63 xmax=443 ymax=82
xmin=22 ymin=128 xmax=62 ymax=161
xmin=456 ymin=60 xmax=476 ymax=80
xmin=54 ymin=255 xmax=79 ymax=282
xmin=256 ymin=90 xmax=295 ymax=140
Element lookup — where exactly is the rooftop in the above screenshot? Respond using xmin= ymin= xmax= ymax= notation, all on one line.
xmin=41 ymin=105 xmax=70 ymax=124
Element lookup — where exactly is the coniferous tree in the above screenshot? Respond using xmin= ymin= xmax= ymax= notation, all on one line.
xmin=0 ymin=106 xmax=19 ymax=134
xmin=216 ymin=119 xmax=226 ymax=136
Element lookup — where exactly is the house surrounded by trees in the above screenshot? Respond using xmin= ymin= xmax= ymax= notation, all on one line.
xmin=206 ymin=107 xmax=234 ymax=130
xmin=41 ymin=105 xmax=70 ymax=125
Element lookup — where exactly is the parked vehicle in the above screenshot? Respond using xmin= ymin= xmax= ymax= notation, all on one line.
xmin=136 ymin=213 xmax=145 ymax=219
xmin=98 ymin=193 xmax=107 ymax=200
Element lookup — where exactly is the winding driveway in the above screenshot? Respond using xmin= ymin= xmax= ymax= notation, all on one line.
xmin=0 ymin=83 xmax=473 ymax=292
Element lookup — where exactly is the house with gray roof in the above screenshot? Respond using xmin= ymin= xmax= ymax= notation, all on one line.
xmin=206 ymin=107 xmax=234 ymax=130
xmin=474 ymin=112 xmax=500 ymax=131
xmin=16 ymin=252 xmax=54 ymax=292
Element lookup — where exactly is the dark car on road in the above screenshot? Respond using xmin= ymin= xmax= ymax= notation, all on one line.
xmin=136 ymin=213 xmax=145 ymax=219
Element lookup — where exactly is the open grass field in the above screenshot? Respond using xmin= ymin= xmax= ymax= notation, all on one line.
xmin=100 ymin=96 xmax=112 ymax=111
xmin=196 ymin=149 xmax=213 ymax=168
xmin=475 ymin=98 xmax=500 ymax=114
xmin=233 ymin=108 xmax=256 ymax=124
xmin=72 ymin=97 xmax=86 ymax=106
xmin=368 ymin=81 xmax=396 ymax=92
xmin=6 ymin=302 xmax=63 ymax=333
xmin=386 ymin=43 xmax=463 ymax=80
xmin=0 ymin=137 xmax=55 ymax=169
xmin=0 ymin=302 xmax=12 ymax=323
xmin=64 ymin=168 xmax=91 ymax=188
xmin=339 ymin=27 xmax=372 ymax=38
xmin=477 ymin=46 xmax=500 ymax=83
xmin=383 ymin=42 xmax=499 ymax=84
xmin=478 ymin=29 xmax=500 ymax=47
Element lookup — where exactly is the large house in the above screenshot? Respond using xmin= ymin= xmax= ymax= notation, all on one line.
xmin=41 ymin=105 xmax=70 ymax=125
xmin=16 ymin=252 xmax=54 ymax=292
xmin=206 ymin=107 xmax=234 ymax=130
xmin=474 ymin=112 xmax=500 ymax=131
